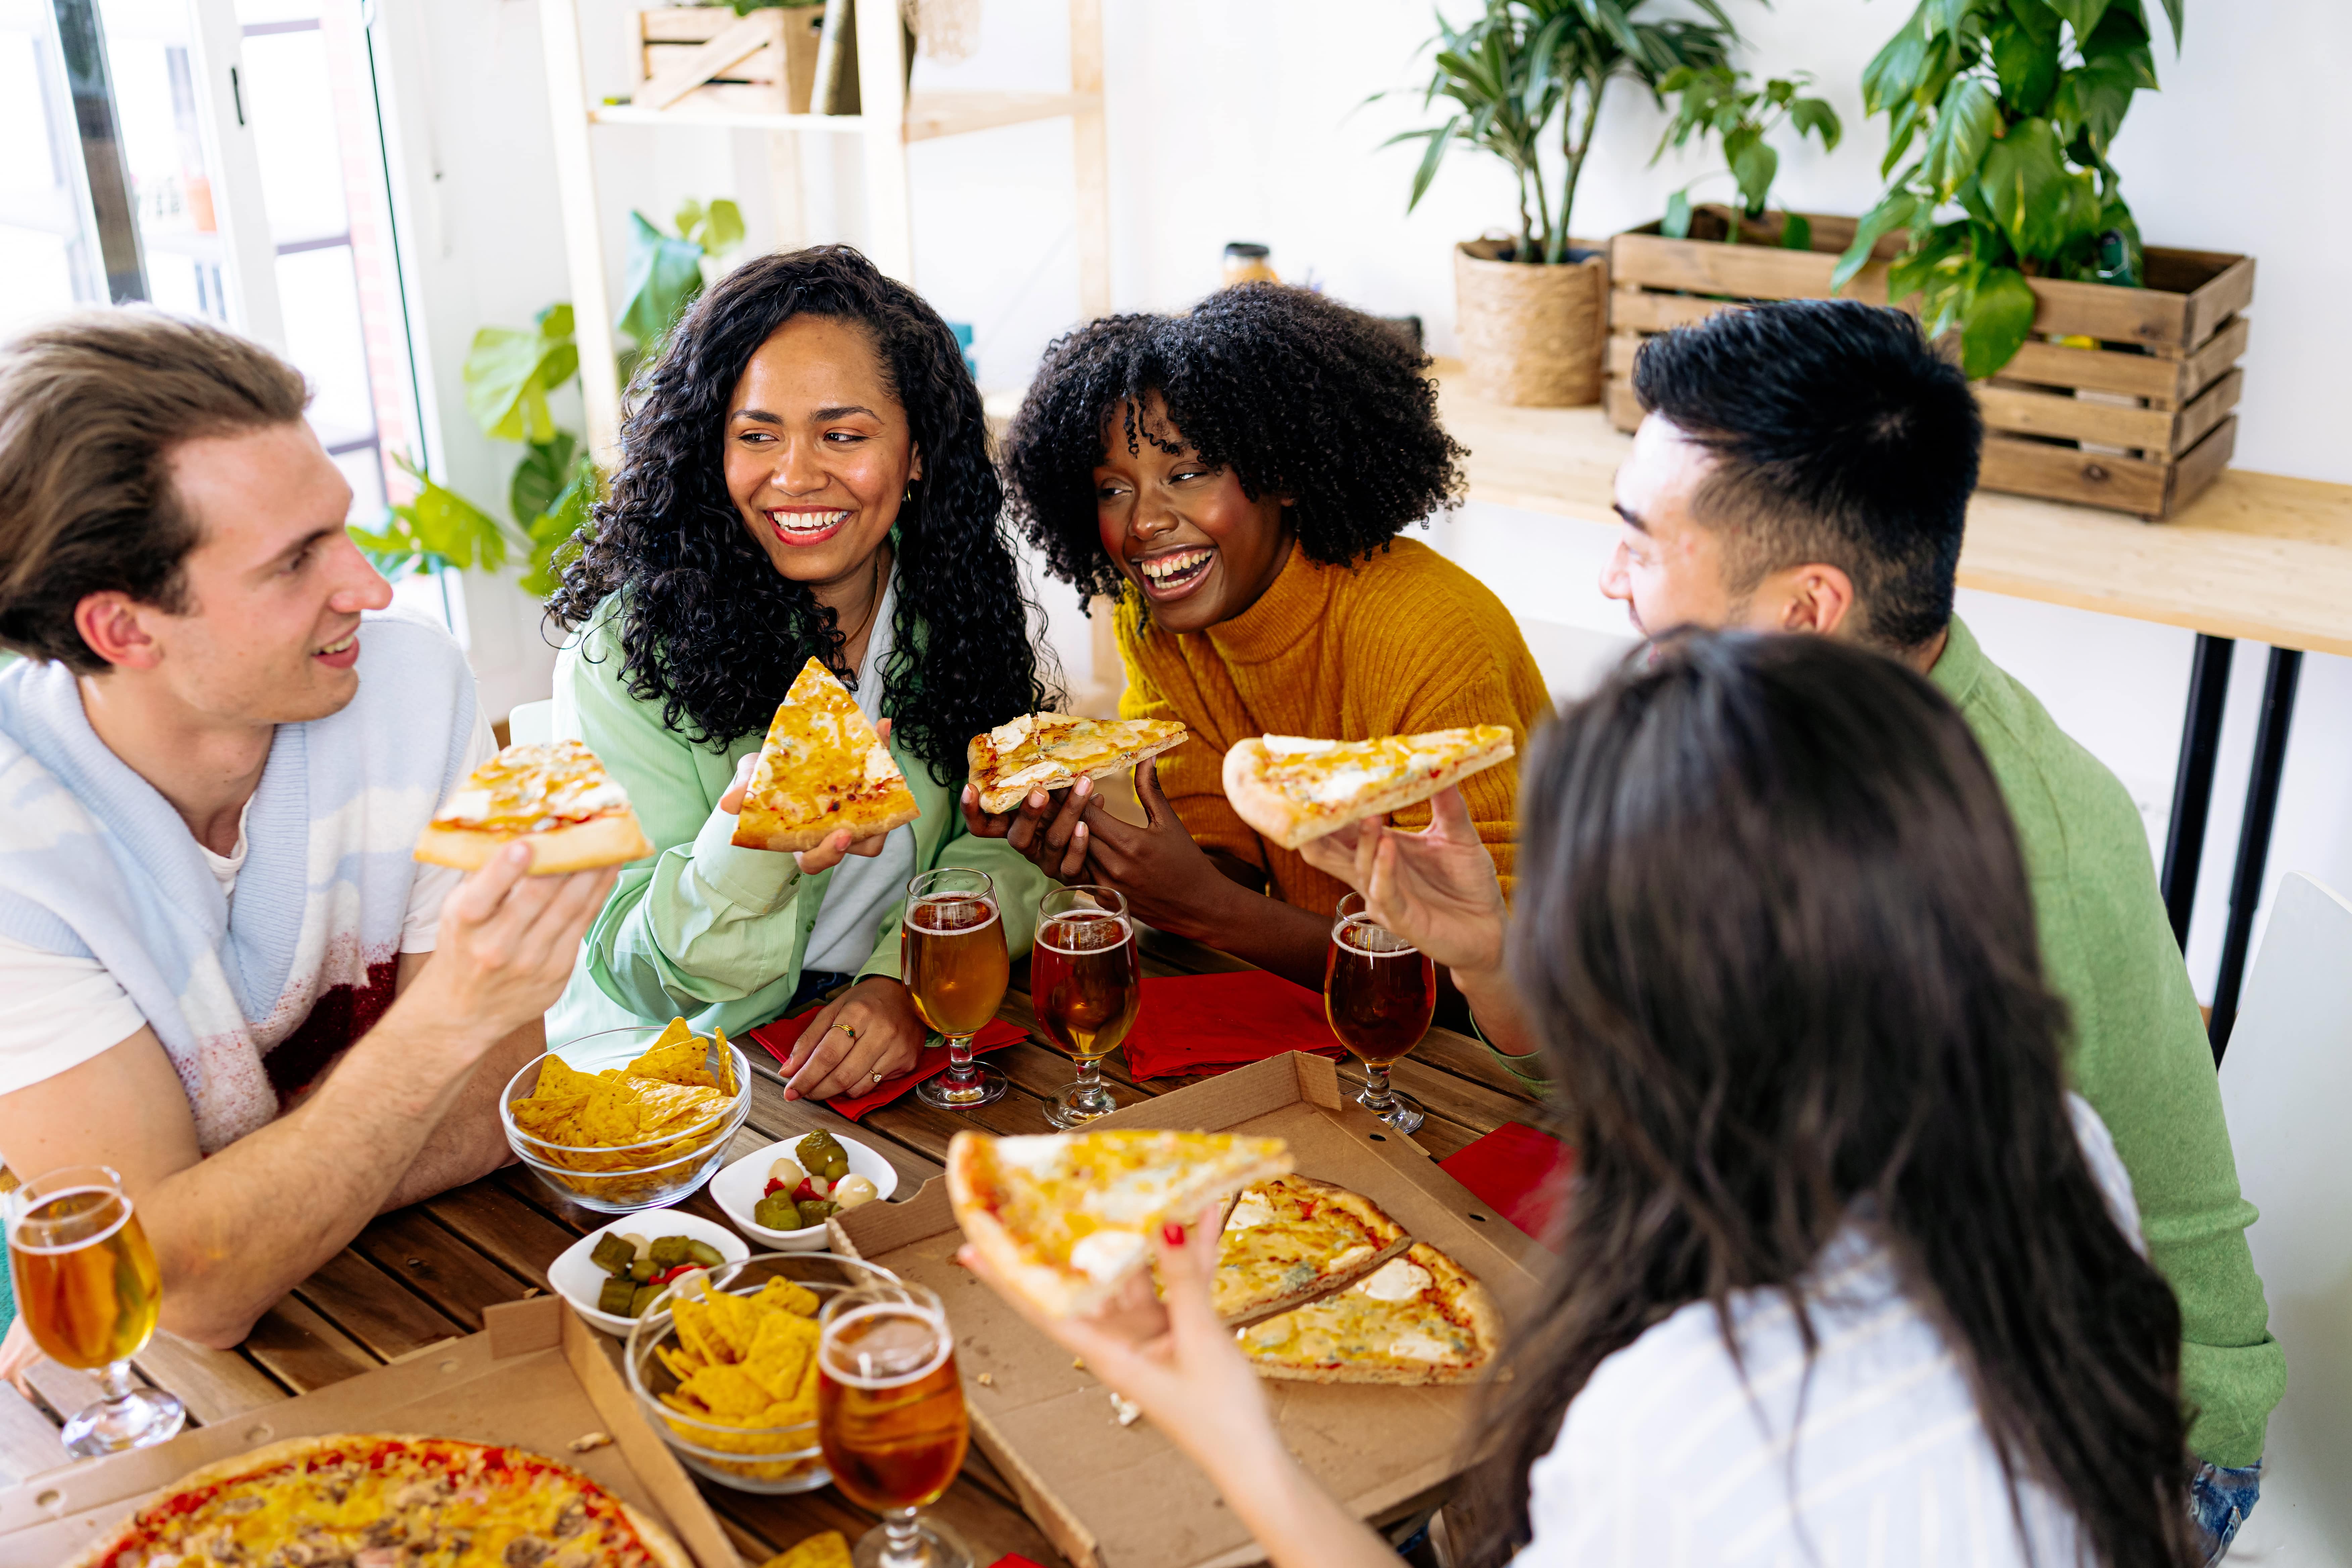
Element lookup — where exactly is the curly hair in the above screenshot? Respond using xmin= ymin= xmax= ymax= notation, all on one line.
xmin=1000 ymin=284 xmax=1467 ymax=603
xmin=547 ymin=246 xmax=1051 ymax=781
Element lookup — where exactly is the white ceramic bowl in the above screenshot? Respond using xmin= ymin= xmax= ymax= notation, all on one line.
xmin=709 ymin=1133 xmax=899 ymax=1250
xmin=547 ymin=1209 xmax=750 ymax=1336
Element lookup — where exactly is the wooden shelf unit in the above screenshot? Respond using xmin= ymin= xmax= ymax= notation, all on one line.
xmin=538 ymin=0 xmax=1111 ymax=464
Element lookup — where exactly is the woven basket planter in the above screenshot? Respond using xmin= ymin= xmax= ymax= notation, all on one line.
xmin=1454 ymin=239 xmax=1607 ymax=407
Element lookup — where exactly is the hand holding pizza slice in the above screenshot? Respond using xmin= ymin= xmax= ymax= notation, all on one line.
xmin=731 ymin=656 xmax=921 ymax=856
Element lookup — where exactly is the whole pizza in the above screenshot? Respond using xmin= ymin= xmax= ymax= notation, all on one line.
xmin=67 ymin=1433 xmax=692 ymax=1568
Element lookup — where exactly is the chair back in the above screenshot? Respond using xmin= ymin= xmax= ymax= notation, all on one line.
xmin=2215 ymin=872 xmax=2352 ymax=1562
xmin=506 ymin=699 xmax=556 ymax=747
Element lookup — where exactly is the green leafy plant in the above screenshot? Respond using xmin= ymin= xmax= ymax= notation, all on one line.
xmin=1831 ymin=0 xmax=2183 ymax=378
xmin=1390 ymin=0 xmax=1737 ymax=264
xmin=618 ymin=197 xmax=744 ymax=375
xmin=1654 ymin=66 xmax=1841 ymax=248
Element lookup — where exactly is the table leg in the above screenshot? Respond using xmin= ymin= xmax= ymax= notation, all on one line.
xmin=2207 ymin=647 xmax=2302 ymax=1064
xmin=2162 ymin=635 xmax=2236 ymax=950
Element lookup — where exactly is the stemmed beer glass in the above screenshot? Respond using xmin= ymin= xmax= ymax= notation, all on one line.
xmin=1323 ymin=892 xmax=1437 ymax=1133
xmin=902 ymin=868 xmax=1010 ymax=1109
xmin=6 ymin=1165 xmax=185 ymax=1456
xmin=1030 ymin=885 xmax=1141 ymax=1126
xmin=817 ymin=1280 xmax=973 ymax=1568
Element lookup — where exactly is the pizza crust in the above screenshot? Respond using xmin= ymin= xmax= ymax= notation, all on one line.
xmin=65 ymin=1432 xmax=695 ymax=1568
xmin=968 ymin=715 xmax=1190 ymax=815
xmin=1223 ymin=729 xmax=1516 ymax=851
xmin=732 ymin=793 xmax=922 ymax=854
xmin=412 ymin=810 xmax=653 ymax=874
xmin=947 ymin=1131 xmax=1294 ymax=1319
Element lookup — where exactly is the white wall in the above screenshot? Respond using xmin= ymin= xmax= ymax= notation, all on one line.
xmin=380 ymin=0 xmax=2352 ymax=1004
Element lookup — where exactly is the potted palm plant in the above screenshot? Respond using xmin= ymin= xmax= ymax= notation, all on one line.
xmin=1390 ymin=0 xmax=1734 ymax=406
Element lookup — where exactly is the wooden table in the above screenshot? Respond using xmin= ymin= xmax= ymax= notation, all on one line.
xmin=1435 ymin=372 xmax=2352 ymax=1052
xmin=0 ymin=932 xmax=1541 ymax=1566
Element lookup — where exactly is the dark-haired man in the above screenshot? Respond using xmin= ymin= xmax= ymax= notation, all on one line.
xmin=1305 ymin=299 xmax=2277 ymax=1553
xmin=0 ymin=309 xmax=615 ymax=1379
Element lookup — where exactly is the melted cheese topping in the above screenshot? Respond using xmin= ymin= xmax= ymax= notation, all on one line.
xmin=744 ymin=657 xmax=915 ymax=829
xmin=433 ymin=739 xmax=633 ymax=832
xmin=1236 ymin=1243 xmax=1486 ymax=1376
xmin=1255 ymin=726 xmax=1513 ymax=818
xmin=112 ymin=1436 xmax=658 ymax=1568
xmin=973 ymin=1130 xmax=1286 ymax=1279
xmin=973 ymin=714 xmax=1185 ymax=795
xmin=1212 ymin=1177 xmax=1403 ymax=1319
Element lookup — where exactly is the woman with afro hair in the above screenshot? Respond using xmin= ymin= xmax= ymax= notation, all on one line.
xmin=979 ymin=284 xmax=1548 ymax=987
xmin=545 ymin=246 xmax=1053 ymax=1105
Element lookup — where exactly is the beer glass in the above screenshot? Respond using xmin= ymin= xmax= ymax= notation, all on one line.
xmin=1031 ymin=886 xmax=1141 ymax=1127
xmin=1323 ymin=892 xmax=1436 ymax=1133
xmin=817 ymin=1280 xmax=973 ymax=1568
xmin=6 ymin=1165 xmax=185 ymax=1456
xmin=903 ymin=868 xmax=1010 ymax=1110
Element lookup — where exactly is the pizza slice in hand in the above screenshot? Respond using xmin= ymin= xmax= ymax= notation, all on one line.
xmin=968 ymin=714 xmax=1188 ymax=814
xmin=1236 ymin=1241 xmax=1502 ymax=1386
xmin=1222 ymin=725 xmax=1517 ymax=850
xmin=948 ymin=1128 xmax=1292 ymax=1318
xmin=1213 ymin=1175 xmax=1413 ymax=1323
xmin=413 ymin=738 xmax=654 ymax=873
xmin=734 ymin=656 xmax=922 ymax=852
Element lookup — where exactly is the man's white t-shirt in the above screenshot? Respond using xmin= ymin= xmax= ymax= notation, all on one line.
xmin=1509 ymin=1097 xmax=2137 ymax=1566
xmin=0 ymin=708 xmax=494 ymax=1095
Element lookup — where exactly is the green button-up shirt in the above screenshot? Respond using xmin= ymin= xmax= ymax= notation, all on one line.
xmin=547 ymin=599 xmax=1047 ymax=1042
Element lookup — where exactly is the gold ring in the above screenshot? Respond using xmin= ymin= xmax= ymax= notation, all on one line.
xmin=830 ymin=1023 xmax=858 ymax=1041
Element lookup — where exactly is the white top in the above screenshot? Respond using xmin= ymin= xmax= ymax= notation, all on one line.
xmin=1510 ymin=1096 xmax=2138 ymax=1568
xmin=800 ymin=573 xmax=917 ymax=976
xmin=0 ymin=707 xmax=494 ymax=1095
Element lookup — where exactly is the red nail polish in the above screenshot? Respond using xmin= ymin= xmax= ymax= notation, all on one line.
xmin=1162 ymin=1222 xmax=1185 ymax=1246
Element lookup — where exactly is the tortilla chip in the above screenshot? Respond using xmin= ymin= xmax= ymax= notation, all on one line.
xmin=742 ymin=1311 xmax=819 ymax=1402
xmin=680 ymin=1363 xmax=776 ymax=1422
xmin=751 ymin=1277 xmax=820 ymax=1319
xmin=628 ymin=1018 xmax=718 ymax=1088
xmin=763 ymin=1532 xmax=851 ymax=1568
xmin=714 ymin=1027 xmax=738 ymax=1096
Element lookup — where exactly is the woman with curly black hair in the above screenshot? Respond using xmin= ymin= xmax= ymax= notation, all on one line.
xmin=978 ymin=285 xmax=1548 ymax=986
xmin=545 ymin=246 xmax=1052 ymax=1104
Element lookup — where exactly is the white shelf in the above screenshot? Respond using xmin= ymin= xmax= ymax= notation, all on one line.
xmin=589 ymin=104 xmax=870 ymax=134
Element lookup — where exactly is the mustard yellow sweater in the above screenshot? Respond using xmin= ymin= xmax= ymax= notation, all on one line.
xmin=1116 ymin=538 xmax=1551 ymax=918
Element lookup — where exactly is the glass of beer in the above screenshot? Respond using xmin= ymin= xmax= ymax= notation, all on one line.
xmin=818 ymin=1280 xmax=973 ymax=1568
xmin=1031 ymin=885 xmax=1141 ymax=1127
xmin=1324 ymin=892 xmax=1436 ymax=1134
xmin=904 ymin=868 xmax=1010 ymax=1110
xmin=5 ymin=1165 xmax=185 ymax=1457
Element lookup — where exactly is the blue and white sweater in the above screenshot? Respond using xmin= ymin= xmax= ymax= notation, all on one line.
xmin=0 ymin=616 xmax=478 ymax=1152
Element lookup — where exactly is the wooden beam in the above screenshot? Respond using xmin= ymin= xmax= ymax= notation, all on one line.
xmin=538 ymin=0 xmax=623 ymax=467
xmin=901 ymin=90 xmax=1098 ymax=142
xmin=855 ymin=0 xmax=913 ymax=282
xmin=1068 ymin=0 xmax=1110 ymax=319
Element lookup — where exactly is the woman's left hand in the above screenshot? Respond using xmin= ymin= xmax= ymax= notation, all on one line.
xmin=776 ymin=976 xmax=926 ymax=1101
xmin=1074 ymin=759 xmax=1236 ymax=942
xmin=722 ymin=719 xmax=899 ymax=876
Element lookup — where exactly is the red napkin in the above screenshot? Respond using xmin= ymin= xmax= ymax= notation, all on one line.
xmin=1439 ymin=1121 xmax=1575 ymax=1244
xmin=987 ymin=1558 xmax=1051 ymax=1568
xmin=1117 ymin=971 xmax=1347 ymax=1081
xmin=748 ymin=1009 xmax=1029 ymax=1121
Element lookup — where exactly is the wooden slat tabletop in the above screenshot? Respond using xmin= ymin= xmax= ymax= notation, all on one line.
xmin=0 ymin=931 xmax=1545 ymax=1566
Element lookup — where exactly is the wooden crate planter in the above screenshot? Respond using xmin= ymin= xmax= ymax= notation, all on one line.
xmin=636 ymin=5 xmax=823 ymax=117
xmin=1606 ymin=206 xmax=2254 ymax=521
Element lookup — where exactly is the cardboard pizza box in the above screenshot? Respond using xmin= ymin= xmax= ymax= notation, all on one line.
xmin=831 ymin=1050 xmax=1547 ymax=1568
xmin=0 ymin=1295 xmax=739 ymax=1567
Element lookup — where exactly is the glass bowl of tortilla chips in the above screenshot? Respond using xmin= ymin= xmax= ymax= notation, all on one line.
xmin=501 ymin=1020 xmax=754 ymax=1214
xmin=624 ymin=1251 xmax=903 ymax=1493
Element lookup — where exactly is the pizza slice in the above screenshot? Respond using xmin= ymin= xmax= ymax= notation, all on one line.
xmin=968 ymin=713 xmax=1188 ymax=814
xmin=1222 ymin=725 xmax=1517 ymax=850
xmin=733 ymin=656 xmax=922 ymax=852
xmin=948 ymin=1128 xmax=1292 ymax=1318
xmin=1213 ymin=1175 xmax=1413 ymax=1323
xmin=413 ymin=738 xmax=654 ymax=874
xmin=1235 ymin=1241 xmax=1502 ymax=1386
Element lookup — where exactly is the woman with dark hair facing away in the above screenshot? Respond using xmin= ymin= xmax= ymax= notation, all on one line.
xmin=977 ymin=285 xmax=1549 ymax=985
xmin=545 ymin=246 xmax=1052 ymax=1101
xmin=965 ymin=632 xmax=2199 ymax=1567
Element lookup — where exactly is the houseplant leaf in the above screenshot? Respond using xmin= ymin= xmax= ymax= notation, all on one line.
xmin=1728 ymin=131 xmax=1777 ymax=217
xmin=1831 ymin=187 xmax=1919 ymax=291
xmin=1860 ymin=5 xmax=1931 ymax=115
xmin=1978 ymin=115 xmax=2073 ymax=255
xmin=1787 ymin=96 xmax=1841 ymax=151
xmin=700 ymin=198 xmax=746 ymax=255
xmin=463 ymin=326 xmax=565 ymax=443
xmin=617 ymin=210 xmax=707 ymax=349
xmin=1663 ymin=187 xmax=1693 ymax=239
xmin=1989 ymin=14 xmax=2059 ymax=114
xmin=2053 ymin=57 xmax=2138 ymax=155
xmin=2043 ymin=0 xmax=2110 ymax=41
xmin=1959 ymin=262 xmax=2038 ymax=377
xmin=1922 ymin=78 xmax=2001 ymax=201
xmin=509 ymin=431 xmax=581 ymax=531
xmin=1779 ymin=210 xmax=1813 ymax=250
xmin=2079 ymin=4 xmax=2158 ymax=87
